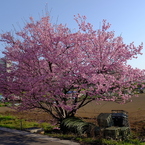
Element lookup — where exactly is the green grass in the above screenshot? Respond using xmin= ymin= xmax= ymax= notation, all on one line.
xmin=0 ymin=114 xmax=53 ymax=131
xmin=0 ymin=102 xmax=12 ymax=107
xmin=0 ymin=114 xmax=16 ymax=120
xmin=43 ymin=133 xmax=144 ymax=145
xmin=0 ymin=104 xmax=5 ymax=107
xmin=0 ymin=102 xmax=5 ymax=107
xmin=101 ymin=138 xmax=144 ymax=145
xmin=44 ymin=130 xmax=145 ymax=145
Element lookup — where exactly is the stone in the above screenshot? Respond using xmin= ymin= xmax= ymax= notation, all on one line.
xmin=25 ymin=127 xmax=44 ymax=134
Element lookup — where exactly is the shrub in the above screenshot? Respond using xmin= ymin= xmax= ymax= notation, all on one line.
xmin=60 ymin=117 xmax=97 ymax=137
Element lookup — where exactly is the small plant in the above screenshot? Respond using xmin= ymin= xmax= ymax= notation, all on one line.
xmin=60 ymin=116 xmax=97 ymax=136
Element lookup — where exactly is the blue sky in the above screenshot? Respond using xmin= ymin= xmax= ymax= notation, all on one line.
xmin=0 ymin=0 xmax=145 ymax=69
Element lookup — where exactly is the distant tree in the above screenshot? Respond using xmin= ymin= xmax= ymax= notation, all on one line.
xmin=0 ymin=15 xmax=144 ymax=122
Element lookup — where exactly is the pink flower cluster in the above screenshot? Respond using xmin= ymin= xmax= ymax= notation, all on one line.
xmin=0 ymin=15 xmax=144 ymax=121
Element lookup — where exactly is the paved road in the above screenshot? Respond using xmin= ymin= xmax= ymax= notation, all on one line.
xmin=0 ymin=128 xmax=79 ymax=145
xmin=0 ymin=130 xmax=65 ymax=145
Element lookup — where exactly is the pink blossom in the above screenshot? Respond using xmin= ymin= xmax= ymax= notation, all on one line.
xmin=0 ymin=15 xmax=145 ymax=121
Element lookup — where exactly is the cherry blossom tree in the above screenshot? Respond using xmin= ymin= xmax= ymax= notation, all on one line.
xmin=0 ymin=15 xmax=144 ymax=122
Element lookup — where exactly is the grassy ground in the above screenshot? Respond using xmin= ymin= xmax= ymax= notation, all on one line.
xmin=0 ymin=111 xmax=145 ymax=145
xmin=0 ymin=114 xmax=53 ymax=131
xmin=1 ymin=96 xmax=145 ymax=145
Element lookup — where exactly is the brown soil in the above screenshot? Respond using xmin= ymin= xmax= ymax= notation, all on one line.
xmin=0 ymin=108 xmax=54 ymax=124
xmin=0 ymin=94 xmax=145 ymax=136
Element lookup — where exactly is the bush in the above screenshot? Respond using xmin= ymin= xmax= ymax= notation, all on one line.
xmin=60 ymin=117 xmax=97 ymax=137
